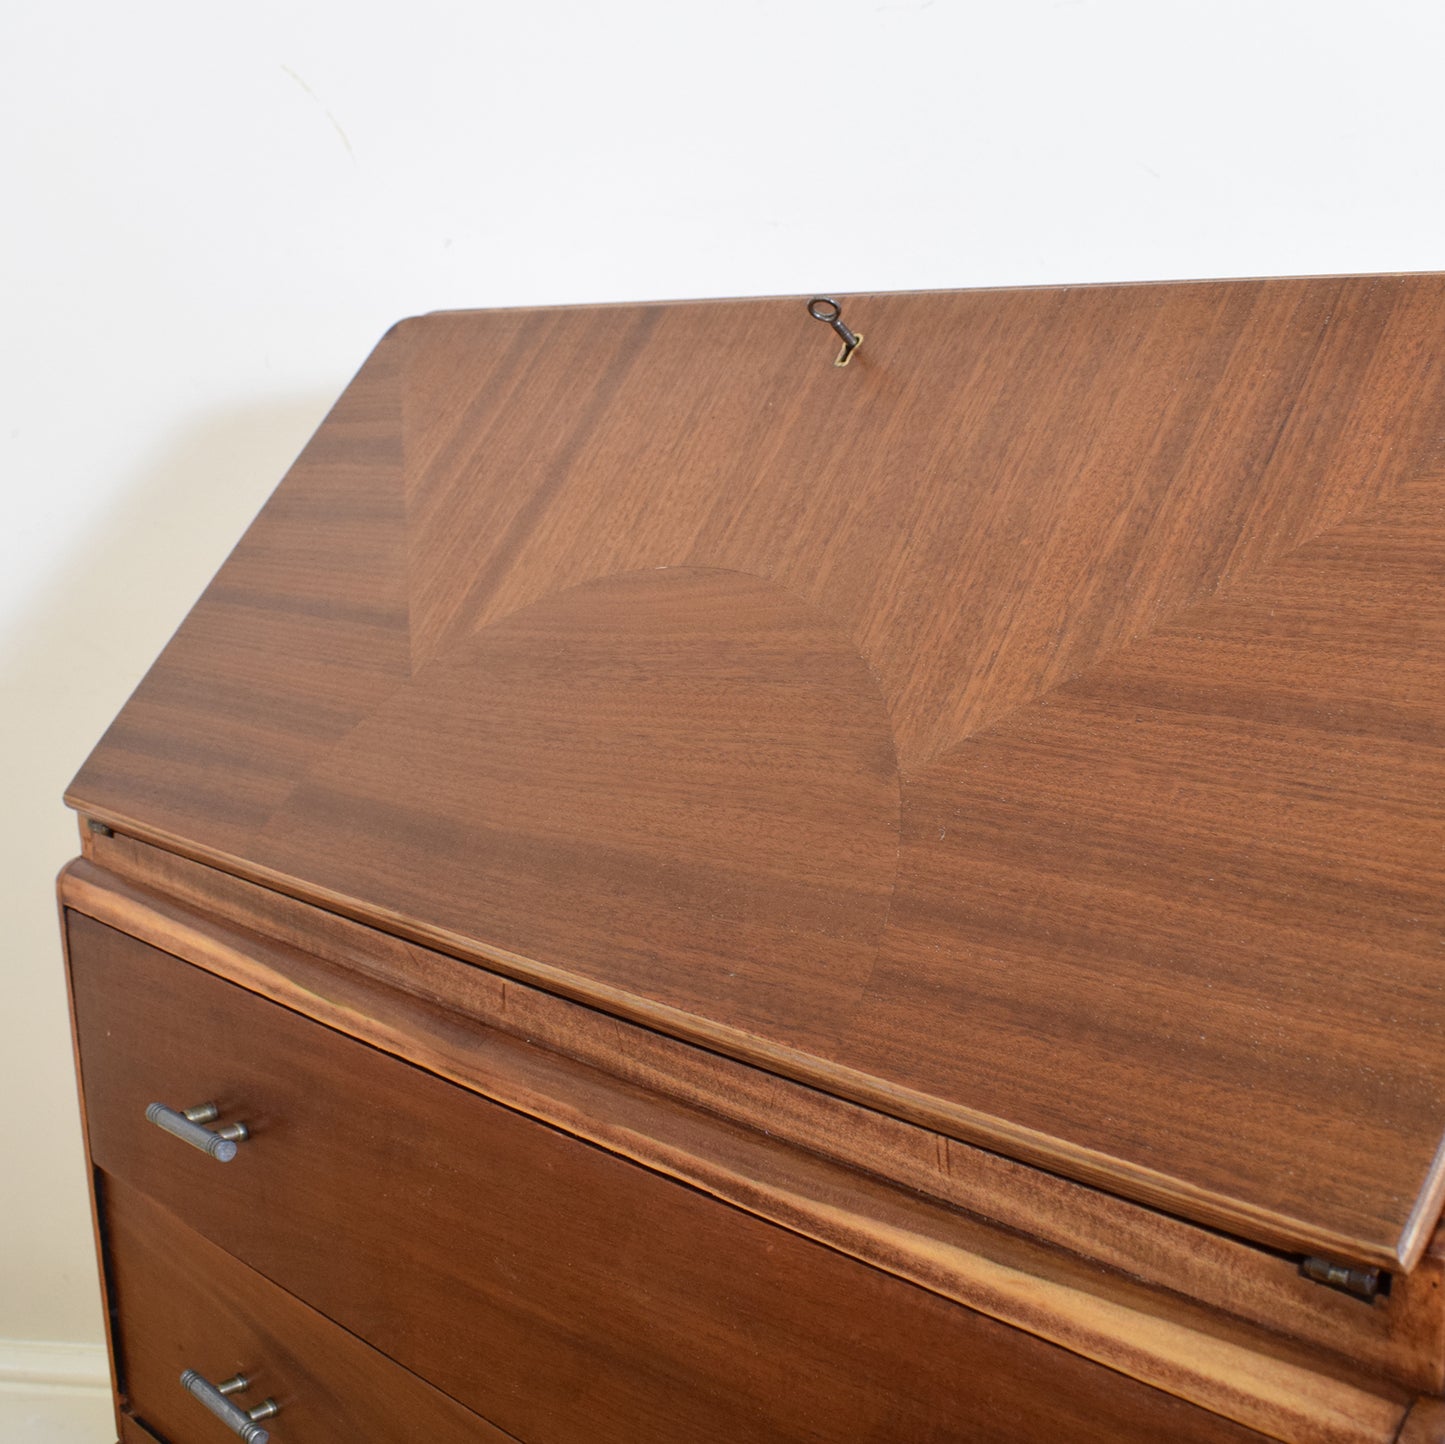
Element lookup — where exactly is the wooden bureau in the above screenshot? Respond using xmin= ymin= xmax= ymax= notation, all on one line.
xmin=60 ymin=279 xmax=1445 ymax=1442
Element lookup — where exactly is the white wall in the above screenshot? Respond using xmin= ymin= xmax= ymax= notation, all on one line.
xmin=3 ymin=0 xmax=1443 ymax=1350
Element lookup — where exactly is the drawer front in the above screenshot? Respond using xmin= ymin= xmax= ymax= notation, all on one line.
xmin=103 ymin=1175 xmax=511 ymax=1444
xmin=70 ymin=912 xmax=1262 ymax=1444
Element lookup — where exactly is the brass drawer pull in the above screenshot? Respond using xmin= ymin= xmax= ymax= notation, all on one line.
xmin=180 ymin=1370 xmax=279 ymax=1442
xmin=146 ymin=1101 xmax=249 ymax=1161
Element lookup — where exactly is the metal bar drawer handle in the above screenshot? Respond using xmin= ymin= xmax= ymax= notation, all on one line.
xmin=146 ymin=1101 xmax=249 ymax=1161
xmin=180 ymin=1370 xmax=279 ymax=1442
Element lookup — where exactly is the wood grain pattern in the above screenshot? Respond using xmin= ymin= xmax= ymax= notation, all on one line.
xmin=70 ymin=913 xmax=1287 ymax=1444
xmin=66 ymin=276 xmax=1445 ymax=1265
xmin=63 ymin=845 xmax=1445 ymax=1401
xmin=103 ymin=1178 xmax=516 ymax=1444
xmin=259 ymin=565 xmax=901 ymax=1048
xmin=71 ymin=325 xmax=410 ymax=848
xmin=860 ymin=473 xmax=1445 ymax=1263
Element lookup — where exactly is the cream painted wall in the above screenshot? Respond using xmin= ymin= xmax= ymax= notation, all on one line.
xmin=3 ymin=0 xmax=1444 ymax=1348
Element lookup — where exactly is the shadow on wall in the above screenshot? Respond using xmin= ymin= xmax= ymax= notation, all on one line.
xmin=0 ymin=397 xmax=332 ymax=1346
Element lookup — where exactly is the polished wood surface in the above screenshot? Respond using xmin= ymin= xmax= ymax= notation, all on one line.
xmin=67 ymin=277 xmax=1445 ymax=1266
xmin=103 ymin=1178 xmax=513 ymax=1444
xmin=69 ymin=912 xmax=1281 ymax=1444
xmin=265 ymin=565 xmax=900 ymax=1047
xmin=61 ymin=860 xmax=1428 ymax=1440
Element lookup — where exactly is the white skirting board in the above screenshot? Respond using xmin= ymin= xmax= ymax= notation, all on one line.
xmin=0 ymin=1341 xmax=114 ymax=1444
xmin=0 ymin=1340 xmax=109 ymax=1391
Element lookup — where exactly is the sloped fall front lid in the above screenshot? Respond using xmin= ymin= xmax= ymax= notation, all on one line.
xmin=69 ymin=277 xmax=1445 ymax=1270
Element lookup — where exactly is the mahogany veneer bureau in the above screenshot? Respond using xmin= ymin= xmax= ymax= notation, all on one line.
xmin=60 ymin=278 xmax=1445 ymax=1443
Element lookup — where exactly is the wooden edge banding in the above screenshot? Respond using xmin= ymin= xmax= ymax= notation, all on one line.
xmin=1402 ymin=1141 xmax=1445 ymax=1287
xmin=55 ymin=802 xmax=1423 ymax=1273
xmin=59 ymin=858 xmax=1422 ymax=1444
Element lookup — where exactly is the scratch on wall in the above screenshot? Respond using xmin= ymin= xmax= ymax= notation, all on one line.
xmin=281 ymin=64 xmax=355 ymax=159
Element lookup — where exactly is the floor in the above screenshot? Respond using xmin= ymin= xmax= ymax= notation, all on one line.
xmin=0 ymin=1386 xmax=116 ymax=1443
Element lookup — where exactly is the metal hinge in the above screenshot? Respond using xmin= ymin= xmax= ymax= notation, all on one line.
xmin=1299 ymin=1256 xmax=1385 ymax=1300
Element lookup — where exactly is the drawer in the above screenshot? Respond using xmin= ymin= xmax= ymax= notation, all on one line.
xmin=69 ymin=911 xmax=1263 ymax=1444
xmin=103 ymin=1174 xmax=510 ymax=1444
